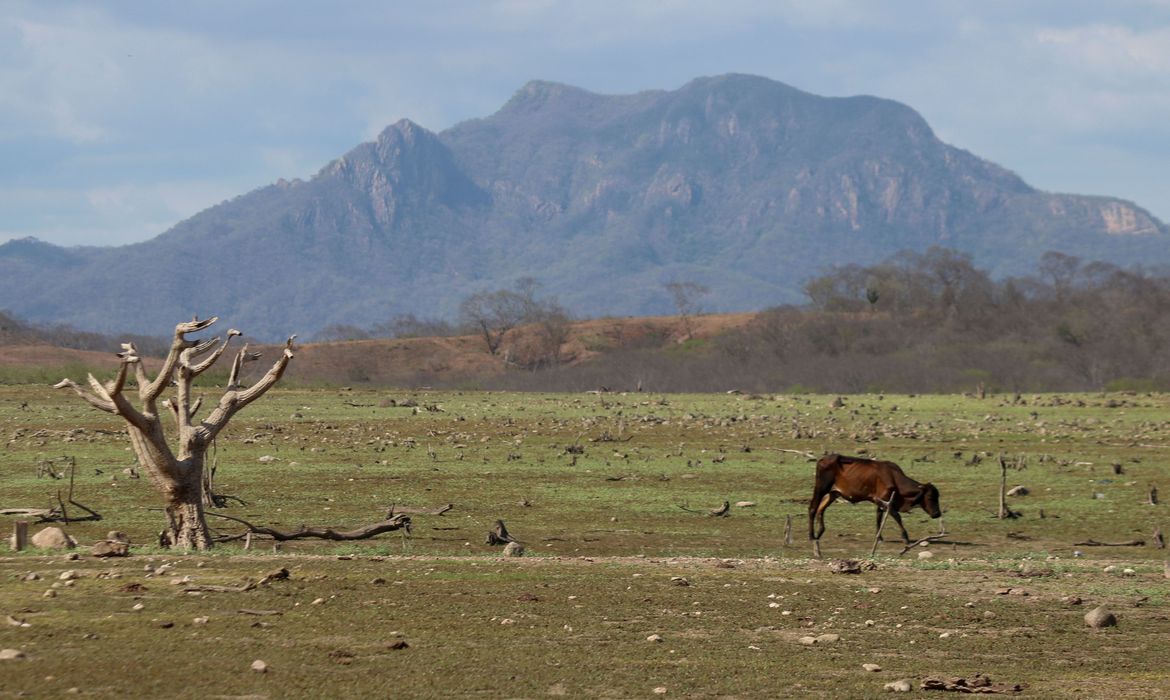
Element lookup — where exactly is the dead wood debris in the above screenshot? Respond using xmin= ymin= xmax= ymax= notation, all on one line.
xmin=183 ymin=568 xmax=290 ymax=594
xmin=207 ymin=512 xmax=411 ymax=542
xmin=485 ymin=519 xmax=517 ymax=545
xmin=386 ymin=503 xmax=453 ymax=517
xmin=1072 ymin=539 xmax=1145 ymax=547
xmin=676 ymin=501 xmax=730 ymax=517
xmin=921 ymin=674 xmax=1023 ymax=694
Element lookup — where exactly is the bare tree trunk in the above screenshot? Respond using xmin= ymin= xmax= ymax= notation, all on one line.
xmin=56 ymin=317 xmax=294 ymax=551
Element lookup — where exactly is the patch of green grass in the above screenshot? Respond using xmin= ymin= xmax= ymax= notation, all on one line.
xmin=3 ymin=386 xmax=1170 ymax=695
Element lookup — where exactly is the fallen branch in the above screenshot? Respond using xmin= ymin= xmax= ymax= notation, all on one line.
xmin=897 ymin=534 xmax=952 ymax=556
xmin=206 ymin=512 xmax=411 ymax=541
xmin=386 ymin=503 xmax=453 ymax=517
xmin=485 ymin=519 xmax=517 ymax=545
xmin=0 ymin=508 xmax=54 ymax=518
xmin=676 ymin=501 xmax=730 ymax=517
xmin=921 ymin=674 xmax=1023 ymax=694
xmin=1072 ymin=539 xmax=1145 ymax=547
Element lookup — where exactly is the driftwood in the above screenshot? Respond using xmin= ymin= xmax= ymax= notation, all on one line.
xmin=1072 ymin=539 xmax=1145 ymax=547
xmin=207 ymin=512 xmax=411 ymax=541
xmin=387 ymin=503 xmax=453 ymax=517
xmin=3 ymin=460 xmax=102 ymax=524
xmin=485 ymin=519 xmax=517 ymax=545
xmin=897 ymin=534 xmax=952 ymax=556
xmin=921 ymin=674 xmax=1024 ymax=694
xmin=183 ymin=568 xmax=289 ymax=594
xmin=676 ymin=501 xmax=730 ymax=517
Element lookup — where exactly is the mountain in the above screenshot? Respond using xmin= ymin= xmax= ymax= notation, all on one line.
xmin=2 ymin=74 xmax=1166 ymax=339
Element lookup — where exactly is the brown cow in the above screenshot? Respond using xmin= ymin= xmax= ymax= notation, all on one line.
xmin=808 ymin=454 xmax=941 ymax=549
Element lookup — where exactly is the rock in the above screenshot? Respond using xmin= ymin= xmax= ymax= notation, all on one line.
xmin=653 ymin=687 xmax=667 ymax=695
xmin=106 ymin=531 xmax=130 ymax=544
xmin=193 ymin=617 xmax=209 ymax=625
xmin=257 ymin=455 xmax=276 ymax=463
xmin=1006 ymin=485 xmax=1029 ymax=496
xmin=59 ymin=570 xmax=81 ymax=581
xmin=798 ymin=636 xmax=817 ymax=645
xmin=1061 ymin=596 xmax=1083 ymax=605
xmin=250 ymin=659 xmax=268 ymax=673
xmin=884 ymin=680 xmax=912 ymax=692
xmin=92 ymin=540 xmax=130 ymax=558
xmin=917 ymin=550 xmax=935 ymax=560
xmin=502 ymin=541 xmax=524 ymax=557
xmin=646 ymin=634 xmax=663 ymax=642
xmin=828 ymin=559 xmax=862 ymax=574
xmin=0 ymin=648 xmax=27 ymax=660
xmin=814 ymin=634 xmax=840 ymax=644
xmin=863 ymin=663 xmax=883 ymax=672
xmin=735 ymin=501 xmax=756 ymax=508
xmin=31 ymin=527 xmax=76 ymax=550
xmin=1084 ymin=606 xmax=1117 ymax=628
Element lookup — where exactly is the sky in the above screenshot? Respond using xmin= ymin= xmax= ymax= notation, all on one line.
xmin=2 ymin=0 xmax=1169 ymax=248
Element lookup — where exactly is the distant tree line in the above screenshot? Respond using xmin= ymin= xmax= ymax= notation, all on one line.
xmin=475 ymin=248 xmax=1170 ymax=394
xmin=0 ymin=309 xmax=170 ymax=356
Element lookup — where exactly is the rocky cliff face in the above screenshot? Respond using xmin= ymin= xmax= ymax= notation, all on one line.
xmin=2 ymin=74 xmax=1166 ymax=338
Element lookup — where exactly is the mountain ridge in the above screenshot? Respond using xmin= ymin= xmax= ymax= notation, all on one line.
xmin=2 ymin=73 xmax=1165 ymax=339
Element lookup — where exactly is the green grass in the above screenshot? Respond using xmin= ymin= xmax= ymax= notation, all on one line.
xmin=2 ymin=385 xmax=1170 ymax=697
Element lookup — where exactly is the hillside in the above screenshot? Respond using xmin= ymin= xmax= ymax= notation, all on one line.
xmin=2 ymin=74 xmax=1166 ymax=339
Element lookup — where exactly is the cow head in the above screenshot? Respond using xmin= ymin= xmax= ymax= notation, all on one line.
xmin=919 ymin=483 xmax=942 ymax=518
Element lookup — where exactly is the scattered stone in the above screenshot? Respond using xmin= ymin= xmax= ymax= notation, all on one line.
xmin=31 ymin=527 xmax=76 ymax=550
xmin=5 ymin=615 xmax=30 ymax=628
xmin=799 ymin=636 xmax=818 ymax=645
xmin=250 ymin=659 xmax=269 ymax=673
xmin=828 ymin=559 xmax=862 ymax=574
xmin=917 ymin=550 xmax=935 ymax=560
xmin=156 ymin=621 xmax=174 ymax=629
xmin=132 ymin=603 xmax=145 ymax=611
xmin=58 ymin=570 xmax=80 ymax=581
xmin=862 ymin=663 xmax=882 ymax=672
xmin=43 ymin=590 xmax=57 ymax=598
xmin=106 ymin=531 xmax=130 ymax=543
xmin=0 ymin=649 xmax=27 ymax=660
xmin=884 ymin=680 xmax=912 ymax=692
xmin=92 ymin=540 xmax=130 ymax=558
xmin=1006 ymin=485 xmax=1029 ymax=497
xmin=311 ymin=597 xmax=326 ymax=605
xmin=257 ymin=455 xmax=276 ymax=463
xmin=22 ymin=572 xmax=41 ymax=582
xmin=371 ymin=577 xmax=387 ymax=585
xmin=1084 ymin=606 xmax=1117 ymax=629
xmin=814 ymin=634 xmax=840 ymax=644
xmin=193 ymin=617 xmax=209 ymax=625
xmin=387 ymin=640 xmax=409 ymax=650
xmin=735 ymin=501 xmax=756 ymax=508
xmin=670 ymin=576 xmax=690 ymax=586
xmin=653 ymin=688 xmax=668 ymax=695
xmin=982 ymin=611 xmax=996 ymax=620
xmin=1061 ymin=596 xmax=1083 ymax=606
xmin=646 ymin=634 xmax=663 ymax=643
xmin=865 ymin=619 xmax=875 ymax=627
xmin=502 ymin=541 xmax=524 ymax=557
xmin=1103 ymin=565 xmax=1117 ymax=573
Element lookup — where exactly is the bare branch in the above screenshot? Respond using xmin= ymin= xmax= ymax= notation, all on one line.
xmin=53 ymin=379 xmax=116 ymax=413
xmin=227 ymin=343 xmax=262 ymax=389
xmin=143 ymin=315 xmax=218 ymax=402
xmin=199 ymin=336 xmax=295 ymax=443
xmin=188 ymin=329 xmax=241 ymax=376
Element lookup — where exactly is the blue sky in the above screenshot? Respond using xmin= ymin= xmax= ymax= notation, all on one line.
xmin=2 ymin=1 xmax=1169 ymax=247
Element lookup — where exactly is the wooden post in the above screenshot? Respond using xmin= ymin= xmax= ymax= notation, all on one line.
xmin=12 ymin=521 xmax=28 ymax=552
xmin=783 ymin=515 xmax=792 ymax=546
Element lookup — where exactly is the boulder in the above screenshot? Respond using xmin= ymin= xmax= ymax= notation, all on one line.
xmin=502 ymin=541 xmax=525 ymax=557
xmin=92 ymin=540 xmax=130 ymax=558
xmin=1084 ymin=606 xmax=1117 ymax=629
xmin=31 ymin=527 xmax=76 ymax=550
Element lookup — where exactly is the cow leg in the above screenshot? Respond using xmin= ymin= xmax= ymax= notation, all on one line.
xmin=811 ymin=492 xmax=836 ymax=541
xmin=889 ymin=510 xmax=911 ymax=544
xmin=874 ymin=505 xmax=886 ymax=542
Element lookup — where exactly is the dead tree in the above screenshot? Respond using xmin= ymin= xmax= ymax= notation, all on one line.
xmin=997 ymin=454 xmax=1022 ymax=519
xmin=54 ymin=316 xmax=294 ymax=551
